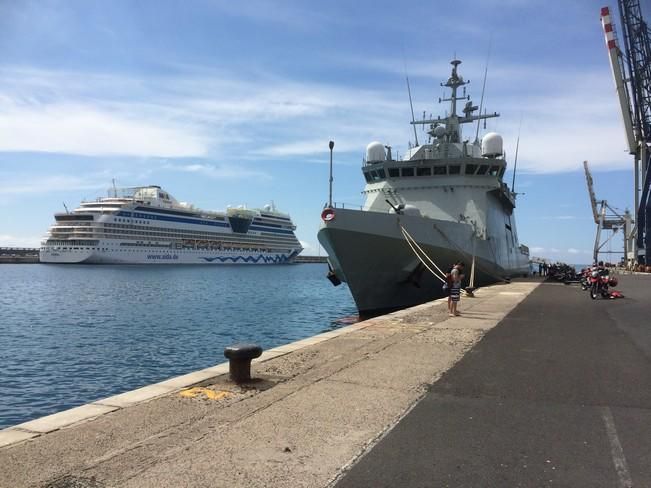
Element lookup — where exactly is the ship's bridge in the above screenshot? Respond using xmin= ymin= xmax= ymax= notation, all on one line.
xmin=362 ymin=156 xmax=506 ymax=184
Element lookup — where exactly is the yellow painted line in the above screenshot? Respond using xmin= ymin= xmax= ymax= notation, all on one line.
xmin=179 ymin=387 xmax=231 ymax=400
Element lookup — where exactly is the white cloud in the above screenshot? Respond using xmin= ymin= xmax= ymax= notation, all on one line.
xmin=0 ymin=174 xmax=109 ymax=195
xmin=251 ymin=139 xmax=361 ymax=158
xmin=541 ymin=215 xmax=577 ymax=220
xmin=0 ymin=59 xmax=632 ymax=173
xmin=0 ymin=102 xmax=208 ymax=157
xmin=0 ymin=234 xmax=41 ymax=247
xmin=162 ymin=163 xmax=271 ymax=180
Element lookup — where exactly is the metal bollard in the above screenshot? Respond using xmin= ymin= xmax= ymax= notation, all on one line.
xmin=223 ymin=343 xmax=263 ymax=383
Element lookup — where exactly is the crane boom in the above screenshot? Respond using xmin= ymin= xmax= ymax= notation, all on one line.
xmin=583 ymin=160 xmax=600 ymax=224
xmin=601 ymin=7 xmax=636 ymax=154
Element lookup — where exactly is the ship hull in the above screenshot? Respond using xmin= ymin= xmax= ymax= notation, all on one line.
xmin=318 ymin=208 xmax=528 ymax=315
xmin=39 ymin=243 xmax=299 ymax=264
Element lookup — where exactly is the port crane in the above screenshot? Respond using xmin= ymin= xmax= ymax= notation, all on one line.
xmin=583 ymin=160 xmax=633 ymax=264
xmin=600 ymin=2 xmax=651 ymax=265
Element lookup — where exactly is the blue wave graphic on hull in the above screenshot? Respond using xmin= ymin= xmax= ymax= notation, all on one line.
xmin=200 ymin=252 xmax=296 ymax=264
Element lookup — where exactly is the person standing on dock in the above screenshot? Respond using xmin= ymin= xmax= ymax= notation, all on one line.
xmin=449 ymin=262 xmax=465 ymax=317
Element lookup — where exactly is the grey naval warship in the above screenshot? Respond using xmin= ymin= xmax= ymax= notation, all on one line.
xmin=318 ymin=59 xmax=530 ymax=315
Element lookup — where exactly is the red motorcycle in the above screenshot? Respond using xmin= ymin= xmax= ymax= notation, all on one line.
xmin=590 ymin=269 xmax=617 ymax=299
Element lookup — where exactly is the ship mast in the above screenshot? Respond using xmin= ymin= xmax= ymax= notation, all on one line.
xmin=411 ymin=59 xmax=499 ymax=144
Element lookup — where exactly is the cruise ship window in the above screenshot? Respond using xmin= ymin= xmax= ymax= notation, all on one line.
xmin=417 ymin=167 xmax=432 ymax=176
xmin=388 ymin=168 xmax=399 ymax=178
xmin=476 ymin=165 xmax=489 ymax=175
xmin=401 ymin=167 xmax=415 ymax=177
xmin=448 ymin=165 xmax=461 ymax=175
xmin=465 ymin=164 xmax=478 ymax=175
xmin=433 ymin=166 xmax=446 ymax=175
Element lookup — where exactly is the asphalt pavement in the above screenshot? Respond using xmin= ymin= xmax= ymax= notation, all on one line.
xmin=336 ymin=275 xmax=651 ymax=487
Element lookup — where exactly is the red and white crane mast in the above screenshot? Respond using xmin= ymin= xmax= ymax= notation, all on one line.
xmin=600 ymin=3 xmax=651 ymax=265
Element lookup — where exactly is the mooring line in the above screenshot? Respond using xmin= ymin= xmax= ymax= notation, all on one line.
xmin=400 ymin=226 xmax=447 ymax=281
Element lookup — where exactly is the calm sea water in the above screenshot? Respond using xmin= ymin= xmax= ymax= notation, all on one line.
xmin=0 ymin=263 xmax=356 ymax=429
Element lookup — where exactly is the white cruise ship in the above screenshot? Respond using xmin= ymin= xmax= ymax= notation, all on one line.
xmin=40 ymin=186 xmax=303 ymax=264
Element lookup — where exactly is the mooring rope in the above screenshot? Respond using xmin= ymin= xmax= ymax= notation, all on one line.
xmin=431 ymin=222 xmax=508 ymax=283
xmin=400 ymin=224 xmax=471 ymax=296
xmin=400 ymin=225 xmax=448 ymax=281
xmin=400 ymin=226 xmax=446 ymax=283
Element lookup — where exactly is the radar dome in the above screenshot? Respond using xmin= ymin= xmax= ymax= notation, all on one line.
xmin=481 ymin=132 xmax=503 ymax=158
xmin=433 ymin=125 xmax=446 ymax=138
xmin=366 ymin=141 xmax=386 ymax=162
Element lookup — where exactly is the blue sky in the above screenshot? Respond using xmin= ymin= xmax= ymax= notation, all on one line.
xmin=0 ymin=0 xmax=645 ymax=263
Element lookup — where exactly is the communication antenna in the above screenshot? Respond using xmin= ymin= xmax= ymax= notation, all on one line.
xmin=402 ymin=53 xmax=419 ymax=146
xmin=475 ymin=35 xmax=493 ymax=143
xmin=511 ymin=114 xmax=523 ymax=192
xmin=62 ymin=202 xmax=69 ymax=214
xmin=112 ymin=178 xmax=118 ymax=197
xmin=406 ymin=74 xmax=419 ymax=146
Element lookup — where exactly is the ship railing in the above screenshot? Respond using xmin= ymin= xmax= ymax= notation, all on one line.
xmin=327 ymin=202 xmax=364 ymax=210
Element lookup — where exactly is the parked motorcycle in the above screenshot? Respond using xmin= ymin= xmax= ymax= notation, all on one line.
xmin=580 ymin=268 xmax=591 ymax=291
xmin=589 ymin=268 xmax=614 ymax=299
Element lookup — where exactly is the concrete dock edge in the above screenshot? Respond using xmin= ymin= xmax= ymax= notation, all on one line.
xmin=0 ymin=280 xmax=541 ymax=488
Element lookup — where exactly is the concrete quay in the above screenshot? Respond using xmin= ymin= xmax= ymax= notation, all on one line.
xmin=336 ymin=274 xmax=651 ymax=487
xmin=0 ymin=280 xmax=540 ymax=488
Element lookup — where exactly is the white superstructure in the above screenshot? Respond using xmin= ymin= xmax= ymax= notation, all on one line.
xmin=40 ymin=186 xmax=302 ymax=264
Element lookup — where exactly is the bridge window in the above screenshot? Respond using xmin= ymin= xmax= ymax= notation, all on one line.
xmin=476 ymin=164 xmax=489 ymax=175
xmin=499 ymin=167 xmax=506 ymax=178
xmin=448 ymin=165 xmax=461 ymax=175
xmin=465 ymin=164 xmax=478 ymax=175
xmin=363 ymin=171 xmax=372 ymax=182
xmin=388 ymin=168 xmax=400 ymax=178
xmin=433 ymin=166 xmax=447 ymax=175
xmin=377 ymin=169 xmax=386 ymax=179
xmin=489 ymin=166 xmax=500 ymax=176
xmin=417 ymin=167 xmax=431 ymax=176
xmin=401 ymin=167 xmax=415 ymax=177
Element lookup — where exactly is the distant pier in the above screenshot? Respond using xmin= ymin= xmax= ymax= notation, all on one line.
xmin=0 ymin=248 xmax=39 ymax=264
xmin=294 ymin=255 xmax=327 ymax=263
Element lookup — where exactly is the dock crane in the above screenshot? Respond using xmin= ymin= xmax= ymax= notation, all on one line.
xmin=600 ymin=2 xmax=651 ymax=265
xmin=583 ymin=160 xmax=633 ymax=264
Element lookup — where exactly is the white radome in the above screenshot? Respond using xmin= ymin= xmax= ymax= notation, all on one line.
xmin=366 ymin=141 xmax=386 ymax=162
xmin=481 ymin=132 xmax=503 ymax=157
